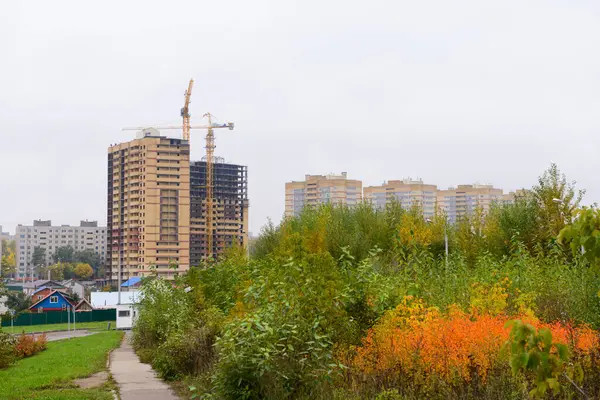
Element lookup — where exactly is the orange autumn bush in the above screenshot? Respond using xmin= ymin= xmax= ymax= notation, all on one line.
xmin=14 ymin=333 xmax=47 ymax=358
xmin=349 ymin=296 xmax=599 ymax=387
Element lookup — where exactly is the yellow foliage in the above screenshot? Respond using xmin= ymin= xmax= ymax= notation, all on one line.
xmin=398 ymin=213 xmax=434 ymax=248
xmin=469 ymin=278 xmax=510 ymax=316
xmin=74 ymin=263 xmax=94 ymax=279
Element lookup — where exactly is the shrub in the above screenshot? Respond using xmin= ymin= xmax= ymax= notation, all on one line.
xmin=0 ymin=331 xmax=16 ymax=369
xmin=348 ymin=297 xmax=599 ymax=396
xmin=153 ymin=319 xmax=221 ymax=380
xmin=14 ymin=333 xmax=47 ymax=358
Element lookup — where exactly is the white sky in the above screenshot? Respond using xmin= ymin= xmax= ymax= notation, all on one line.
xmin=1 ymin=0 xmax=599 ymax=235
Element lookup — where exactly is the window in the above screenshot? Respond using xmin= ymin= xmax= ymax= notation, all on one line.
xmin=37 ymin=295 xmax=43 ymax=300
xmin=49 ymin=296 xmax=58 ymax=304
xmin=118 ymin=310 xmax=130 ymax=318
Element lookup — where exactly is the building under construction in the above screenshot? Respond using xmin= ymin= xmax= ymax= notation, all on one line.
xmin=190 ymin=158 xmax=249 ymax=266
xmin=107 ymin=131 xmax=249 ymax=281
xmin=107 ymin=79 xmax=248 ymax=281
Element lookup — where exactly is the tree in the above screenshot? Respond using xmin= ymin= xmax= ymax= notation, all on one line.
xmin=42 ymin=263 xmax=67 ymax=280
xmin=484 ymin=193 xmax=540 ymax=256
xmin=53 ymin=245 xmax=75 ymax=263
xmin=74 ymin=249 xmax=102 ymax=272
xmin=74 ymin=263 xmax=94 ymax=279
xmin=5 ymin=291 xmax=31 ymax=314
xmin=532 ymin=164 xmax=584 ymax=246
xmin=1 ymin=252 xmax=16 ymax=277
xmin=559 ymin=207 xmax=600 ymax=263
xmin=31 ymin=246 xmax=46 ymax=275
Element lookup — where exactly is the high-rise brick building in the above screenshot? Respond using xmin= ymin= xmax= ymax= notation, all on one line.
xmin=107 ymin=129 xmax=190 ymax=282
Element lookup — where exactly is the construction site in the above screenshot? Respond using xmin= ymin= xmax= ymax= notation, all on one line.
xmin=107 ymin=79 xmax=249 ymax=282
xmin=190 ymin=159 xmax=249 ymax=266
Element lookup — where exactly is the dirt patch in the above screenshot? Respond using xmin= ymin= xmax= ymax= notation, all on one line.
xmin=73 ymin=371 xmax=109 ymax=389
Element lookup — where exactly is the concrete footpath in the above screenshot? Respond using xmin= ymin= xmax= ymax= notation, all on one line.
xmin=110 ymin=332 xmax=179 ymax=400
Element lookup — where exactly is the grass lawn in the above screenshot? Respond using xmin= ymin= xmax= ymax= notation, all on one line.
xmin=3 ymin=321 xmax=115 ymax=334
xmin=0 ymin=330 xmax=124 ymax=400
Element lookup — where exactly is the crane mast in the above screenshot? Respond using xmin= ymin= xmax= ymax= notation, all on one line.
xmin=181 ymin=79 xmax=194 ymax=141
xmin=204 ymin=113 xmax=216 ymax=260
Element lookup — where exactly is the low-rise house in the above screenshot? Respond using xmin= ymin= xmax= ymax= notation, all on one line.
xmin=61 ymin=279 xmax=86 ymax=300
xmin=23 ymin=280 xmax=65 ymax=296
xmin=31 ymin=287 xmax=56 ymax=303
xmin=75 ymin=298 xmax=94 ymax=312
xmin=28 ymin=290 xmax=76 ymax=313
xmin=121 ymin=277 xmax=142 ymax=291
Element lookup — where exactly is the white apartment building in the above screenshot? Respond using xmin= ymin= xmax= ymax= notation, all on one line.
xmin=15 ymin=220 xmax=107 ymax=279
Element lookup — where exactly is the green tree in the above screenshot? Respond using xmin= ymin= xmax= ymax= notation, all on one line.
xmin=5 ymin=291 xmax=31 ymax=314
xmin=532 ymin=163 xmax=584 ymax=246
xmin=42 ymin=263 xmax=68 ymax=280
xmin=31 ymin=246 xmax=46 ymax=275
xmin=74 ymin=249 xmax=102 ymax=272
xmin=559 ymin=207 xmax=600 ymax=263
xmin=53 ymin=245 xmax=75 ymax=263
xmin=484 ymin=193 xmax=540 ymax=256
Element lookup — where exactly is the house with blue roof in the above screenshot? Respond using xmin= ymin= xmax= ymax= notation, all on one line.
xmin=28 ymin=290 xmax=76 ymax=313
xmin=121 ymin=277 xmax=142 ymax=291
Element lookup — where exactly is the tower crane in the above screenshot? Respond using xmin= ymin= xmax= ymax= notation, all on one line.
xmin=122 ymin=80 xmax=235 ymax=262
xmin=181 ymin=79 xmax=194 ymax=141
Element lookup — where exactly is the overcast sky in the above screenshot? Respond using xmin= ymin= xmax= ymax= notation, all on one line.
xmin=1 ymin=0 xmax=599 ymax=235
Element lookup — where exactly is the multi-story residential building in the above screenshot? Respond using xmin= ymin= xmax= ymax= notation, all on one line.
xmin=364 ymin=179 xmax=438 ymax=218
xmin=190 ymin=158 xmax=249 ymax=264
xmin=437 ymin=184 xmax=514 ymax=223
xmin=0 ymin=226 xmax=13 ymax=242
xmin=107 ymin=128 xmax=191 ymax=283
xmin=15 ymin=220 xmax=107 ymax=279
xmin=284 ymin=172 xmax=362 ymax=217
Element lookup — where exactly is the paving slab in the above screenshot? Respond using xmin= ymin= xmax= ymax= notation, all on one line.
xmin=110 ymin=332 xmax=179 ymax=400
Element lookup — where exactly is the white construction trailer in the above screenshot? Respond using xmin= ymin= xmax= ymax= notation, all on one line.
xmin=115 ymin=303 xmax=139 ymax=330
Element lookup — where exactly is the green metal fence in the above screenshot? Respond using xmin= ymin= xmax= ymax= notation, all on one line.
xmin=1 ymin=309 xmax=116 ymax=327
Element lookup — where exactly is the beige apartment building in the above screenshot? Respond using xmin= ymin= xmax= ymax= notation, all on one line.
xmin=107 ymin=128 xmax=190 ymax=282
xmin=364 ymin=179 xmax=438 ymax=218
xmin=285 ymin=172 xmax=362 ymax=217
xmin=437 ymin=184 xmax=514 ymax=223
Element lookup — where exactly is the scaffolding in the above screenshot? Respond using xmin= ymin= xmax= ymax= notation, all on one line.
xmin=190 ymin=160 xmax=248 ymax=265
